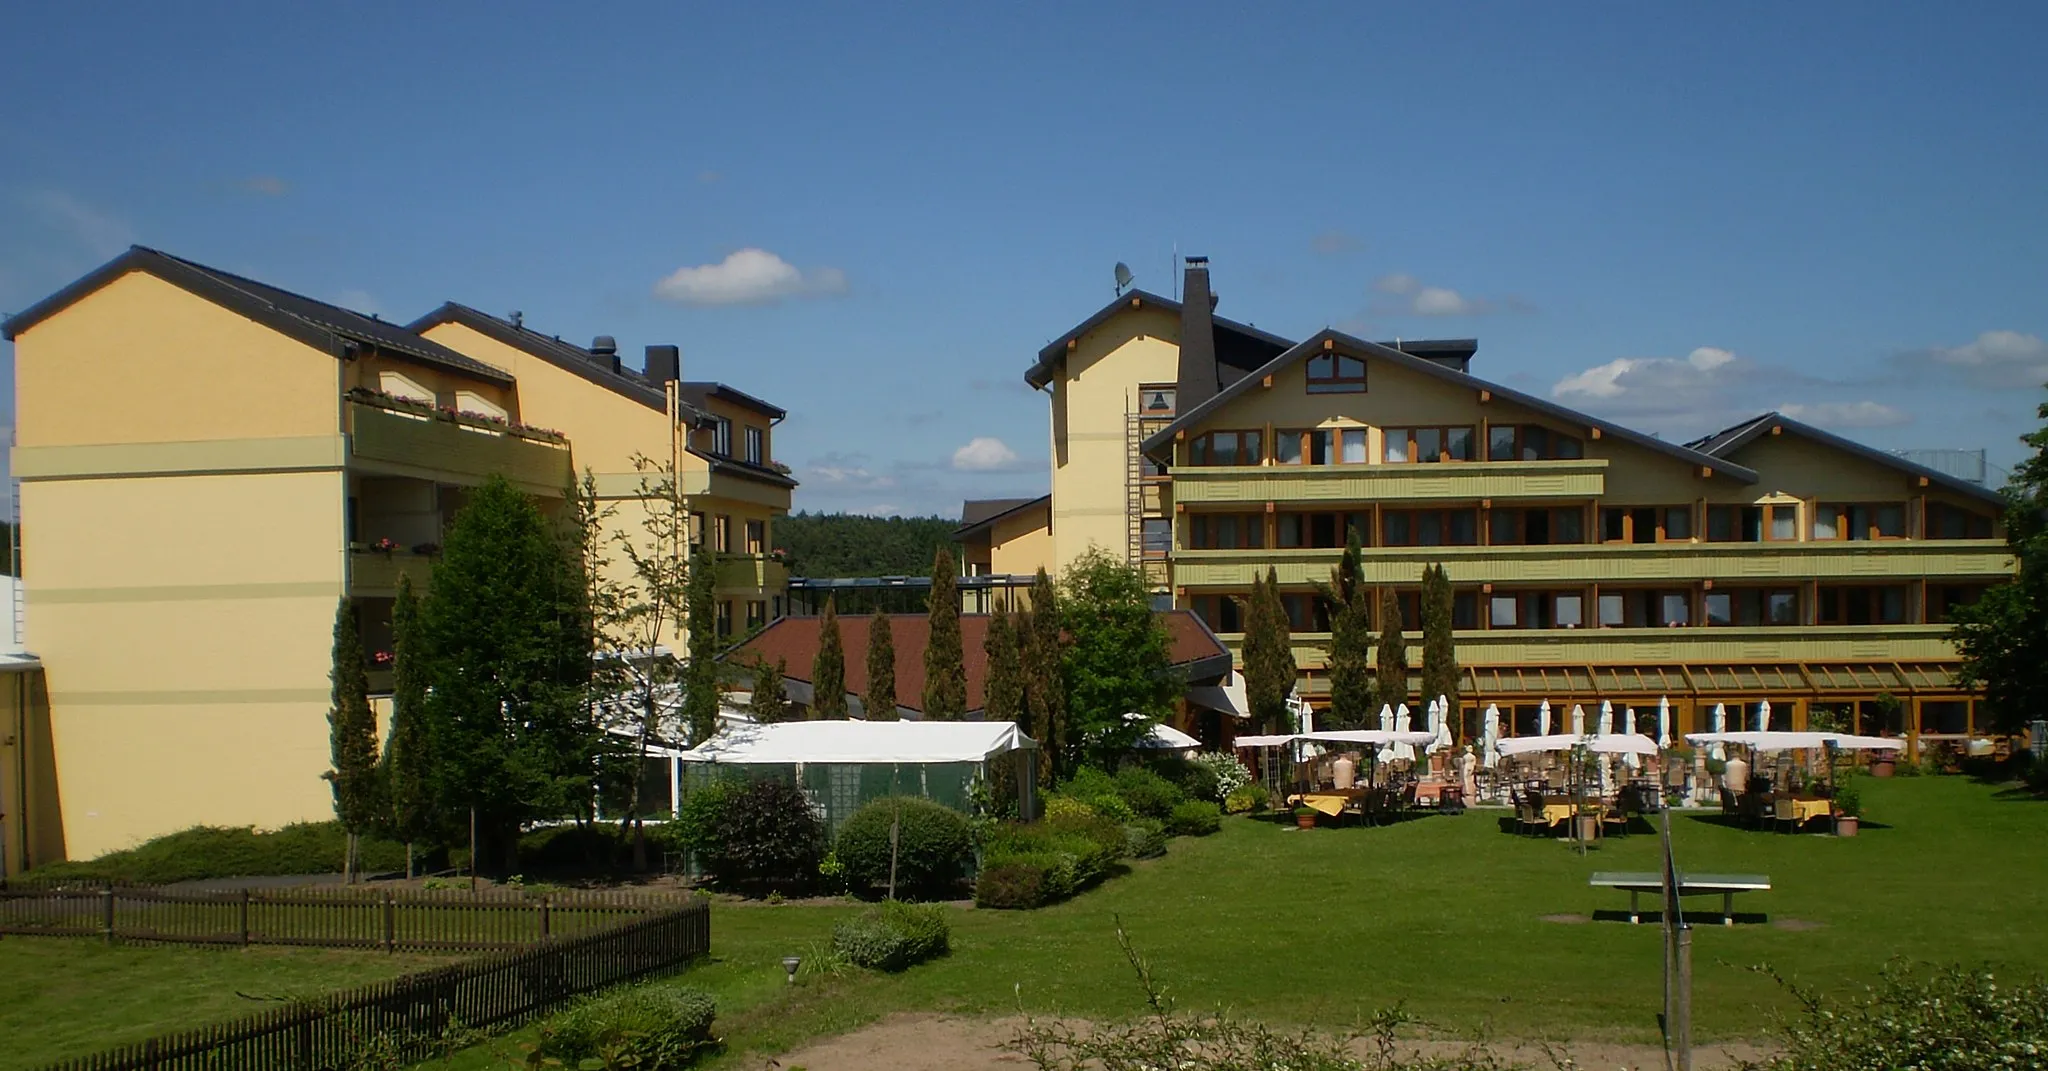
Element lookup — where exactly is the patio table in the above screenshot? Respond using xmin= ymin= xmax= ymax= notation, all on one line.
xmin=1589 ymin=871 xmax=1771 ymax=925
xmin=1288 ymin=790 xmax=1364 ymax=817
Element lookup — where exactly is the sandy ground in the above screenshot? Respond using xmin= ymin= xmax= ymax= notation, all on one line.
xmin=746 ymin=1013 xmax=1774 ymax=1071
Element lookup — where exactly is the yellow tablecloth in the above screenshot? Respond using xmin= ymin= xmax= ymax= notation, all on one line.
xmin=1288 ymin=791 xmax=1361 ymax=817
xmin=1540 ymin=803 xmax=1578 ymax=826
xmin=1784 ymin=797 xmax=1832 ymax=823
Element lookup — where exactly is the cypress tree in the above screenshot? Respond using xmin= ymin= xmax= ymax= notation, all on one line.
xmin=923 ymin=547 xmax=967 ymax=720
xmin=1262 ymin=567 xmax=1297 ymax=728
xmin=1022 ymin=568 xmax=1067 ymax=785
xmin=1241 ymin=572 xmax=1289 ymax=733
xmin=813 ymin=596 xmax=848 ymax=719
xmin=1323 ymin=534 xmax=1375 ymax=731
xmin=382 ymin=576 xmax=432 ymax=878
xmin=1375 ymin=587 xmax=1409 ymax=713
xmin=983 ymin=607 xmax=1025 ymax=725
xmin=681 ymin=544 xmax=720 ymax=746
xmin=323 ymin=597 xmax=380 ymax=882
xmin=1419 ymin=563 xmax=1460 ymax=736
xmin=748 ymin=656 xmax=789 ymax=723
xmin=864 ymin=612 xmax=898 ymax=720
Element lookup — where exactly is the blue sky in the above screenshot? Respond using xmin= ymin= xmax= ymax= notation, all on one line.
xmin=4 ymin=3 xmax=2045 ymax=515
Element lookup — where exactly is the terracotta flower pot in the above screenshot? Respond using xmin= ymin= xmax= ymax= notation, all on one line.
xmin=1868 ymin=759 xmax=1895 ymax=779
xmin=1295 ymin=812 xmax=1317 ymax=830
xmin=1835 ymin=815 xmax=1859 ymax=837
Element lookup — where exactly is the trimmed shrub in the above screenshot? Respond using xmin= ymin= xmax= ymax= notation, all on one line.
xmin=974 ymin=860 xmax=1049 ymax=909
xmin=1190 ymin=752 xmax=1253 ymax=800
xmin=1041 ymin=795 xmax=1099 ymax=822
xmin=517 ymin=823 xmax=627 ymax=872
xmin=833 ymin=797 xmax=973 ymax=899
xmin=1166 ymin=800 xmax=1223 ymax=837
xmin=666 ymin=777 xmax=743 ymax=862
xmin=979 ymin=849 xmax=1076 ymax=901
xmin=1113 ymin=767 xmax=1186 ymax=819
xmin=831 ymin=900 xmax=951 ymax=971
xmin=23 ymin=823 xmax=408 ymax=885
xmin=537 ymin=985 xmax=717 ymax=1069
xmin=987 ymin=813 xmax=1123 ymax=891
xmin=1054 ymin=767 xmax=1135 ymax=821
xmin=1222 ymin=783 xmax=1269 ymax=815
xmin=1123 ymin=818 xmax=1168 ymax=860
xmin=695 ymin=780 xmax=823 ymax=894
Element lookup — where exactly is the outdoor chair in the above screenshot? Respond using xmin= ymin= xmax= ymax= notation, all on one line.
xmin=1772 ymin=797 xmax=1797 ymax=834
xmin=1717 ymin=785 xmax=1743 ymax=825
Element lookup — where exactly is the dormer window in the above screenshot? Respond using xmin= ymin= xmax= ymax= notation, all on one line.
xmin=1306 ymin=353 xmax=1366 ymax=394
xmin=1140 ymin=385 xmax=1177 ymax=415
xmin=378 ymin=370 xmax=435 ymax=405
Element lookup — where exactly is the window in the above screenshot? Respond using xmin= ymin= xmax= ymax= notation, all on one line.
xmin=744 ymin=519 xmax=766 ymax=555
xmin=1596 ymin=589 xmax=1693 ymax=627
xmin=1141 ymin=518 xmax=1172 ymax=556
xmin=1273 ymin=428 xmax=1365 ymax=465
xmin=715 ymin=599 xmax=733 ymax=638
xmin=745 ymin=600 xmax=766 ymax=631
xmin=1601 ymin=506 xmax=1692 ymax=543
xmin=1487 ymin=424 xmax=1584 ymax=461
xmin=1306 ymin=352 xmax=1366 ymax=393
xmin=772 ymin=595 xmax=784 ymax=620
xmin=1704 ymin=588 xmax=1800 ymax=626
xmin=1140 ymin=385 xmax=1177 ymax=416
xmin=1927 ymin=502 xmax=1994 ymax=540
xmin=689 ymin=511 xmax=706 ymax=550
xmin=744 ymin=426 xmax=765 ymax=465
xmin=1187 ymin=513 xmax=1264 ymax=550
xmin=1383 ymin=426 xmax=1475 ymax=463
xmin=713 ymin=514 xmax=733 ymax=553
xmin=1490 ymin=507 xmax=1585 ymax=546
xmin=1279 ymin=592 xmax=1331 ymax=633
xmin=1919 ymin=700 xmax=1971 ymax=736
xmin=1769 ymin=504 xmax=1799 ymax=541
xmin=1705 ymin=505 xmax=1763 ymax=542
xmin=1815 ymin=585 xmax=1909 ymax=625
xmin=1488 ymin=591 xmax=1585 ymax=630
xmin=1397 ymin=590 xmax=1480 ymax=631
xmin=1277 ymin=511 xmax=1370 ymax=549
xmin=1191 ymin=594 xmax=1245 ymax=633
xmin=1187 ymin=430 xmax=1263 ymax=466
xmin=1812 ymin=503 xmax=1908 ymax=541
xmin=1381 ymin=508 xmax=1478 ymax=547
xmin=1927 ymin=583 xmax=1989 ymax=622
xmin=712 ymin=417 xmax=732 ymax=457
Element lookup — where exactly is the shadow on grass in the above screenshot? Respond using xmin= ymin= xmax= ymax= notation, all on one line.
xmin=1681 ymin=812 xmax=1895 ymax=833
xmin=1588 ymin=908 xmax=1771 ymax=926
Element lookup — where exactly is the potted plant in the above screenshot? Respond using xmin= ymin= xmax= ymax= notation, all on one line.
xmin=1293 ymin=805 xmax=1318 ymax=830
xmin=1832 ymin=779 xmax=1862 ymax=837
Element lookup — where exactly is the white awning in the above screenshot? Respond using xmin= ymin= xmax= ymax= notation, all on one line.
xmin=1686 ymin=730 xmax=1903 ymax=752
xmin=1136 ymin=723 xmax=1202 ymax=750
xmin=1185 ymin=670 xmax=1250 ymax=719
xmin=1498 ymin=733 xmax=1661 ymax=757
xmin=678 ymin=720 xmax=1033 ymax=764
xmin=1231 ymin=730 xmax=1435 ymax=749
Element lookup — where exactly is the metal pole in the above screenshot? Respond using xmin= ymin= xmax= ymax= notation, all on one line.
xmin=469 ymin=808 xmax=478 ymax=894
xmin=1675 ymin=924 xmax=1694 ymax=1071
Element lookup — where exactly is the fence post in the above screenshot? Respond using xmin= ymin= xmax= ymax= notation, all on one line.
xmin=100 ymin=884 xmax=115 ymax=945
xmin=383 ymin=891 xmax=396 ymax=952
xmin=240 ymin=888 xmax=251 ymax=946
xmin=540 ymin=896 xmax=551 ymax=941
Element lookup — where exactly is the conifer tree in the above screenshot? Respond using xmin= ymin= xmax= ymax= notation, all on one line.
xmin=864 ymin=611 xmax=898 ymax=720
xmin=324 ymin=597 xmax=380 ymax=882
xmin=1022 ymin=568 xmax=1067 ymax=785
xmin=1322 ymin=532 xmax=1375 ymax=731
xmin=681 ymin=543 xmax=721 ymax=746
xmin=748 ymin=656 xmax=790 ymax=723
xmin=813 ymin=596 xmax=848 ymax=719
xmin=1375 ymin=586 xmax=1409 ymax=713
xmin=1419 ymin=563 xmax=1461 ymax=737
xmin=1261 ymin=567 xmax=1298 ymax=727
xmin=983 ymin=607 xmax=1025 ymax=726
xmin=922 ymin=547 xmax=967 ymax=720
xmin=382 ymin=576 xmax=432 ymax=878
xmin=1242 ymin=571 xmax=1293 ymax=733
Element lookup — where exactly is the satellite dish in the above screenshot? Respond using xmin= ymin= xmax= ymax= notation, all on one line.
xmin=1114 ymin=262 xmax=1134 ymax=295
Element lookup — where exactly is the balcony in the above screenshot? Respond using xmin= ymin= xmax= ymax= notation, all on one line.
xmin=1213 ymin=623 xmax=1963 ymax=674
xmin=348 ymin=548 xmax=437 ymax=598
xmin=347 ymin=398 xmax=570 ymax=494
xmin=714 ymin=553 xmax=790 ymax=594
xmin=1170 ymin=539 xmax=2013 ymax=588
xmin=1172 ymin=459 xmax=1606 ymax=506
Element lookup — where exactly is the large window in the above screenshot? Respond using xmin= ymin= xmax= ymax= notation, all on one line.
xmin=744 ymin=519 xmax=766 ymax=554
xmin=1490 ymin=507 xmax=1586 ymax=546
xmin=689 ymin=511 xmax=706 ymax=551
xmin=1188 ymin=430 xmax=1263 ymax=466
xmin=1280 ymin=592 xmax=1331 ymax=633
xmin=1488 ymin=591 xmax=1585 ymax=630
xmin=1769 ymin=504 xmax=1800 ymax=541
xmin=1812 ymin=503 xmax=1906 ymax=541
xmin=1486 ymin=424 xmax=1584 ymax=461
xmin=1141 ymin=518 xmax=1172 ymax=557
xmin=712 ymin=417 xmax=732 ymax=457
xmin=1191 ymin=593 xmax=1245 ymax=633
xmin=1186 ymin=513 xmax=1265 ymax=550
xmin=1275 ymin=428 xmax=1369 ymax=465
xmin=1382 ymin=508 xmax=1479 ymax=547
xmin=744 ymin=426 xmax=765 ymax=465
xmin=1596 ymin=589 xmax=1693 ymax=628
xmin=1277 ymin=511 xmax=1370 ymax=549
xmin=1816 ymin=585 xmax=1909 ymax=625
xmin=1703 ymin=588 xmax=1800 ymax=626
xmin=1306 ymin=352 xmax=1366 ymax=393
xmin=1927 ymin=583 xmax=1989 ymax=622
xmin=715 ymin=599 xmax=733 ymax=638
xmin=1383 ymin=426 xmax=1475 ymax=463
xmin=1705 ymin=505 xmax=1762 ymax=542
xmin=1139 ymin=384 xmax=1177 ymax=416
xmin=1927 ymin=502 xmax=1994 ymax=540
xmin=1600 ymin=506 xmax=1694 ymax=544
xmin=1395 ymin=590 xmax=1479 ymax=630
xmin=712 ymin=514 xmax=733 ymax=553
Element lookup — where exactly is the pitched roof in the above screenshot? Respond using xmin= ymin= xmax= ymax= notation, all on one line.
xmin=1024 ymin=289 xmax=1295 ymax=390
xmin=678 ymin=382 xmax=786 ymax=421
xmin=724 ymin=610 xmax=1231 ymax=716
xmin=3 ymin=247 xmax=513 ymax=384
xmin=953 ymin=495 xmax=1051 ymax=540
xmin=1687 ymin=411 xmax=2005 ymax=505
xmin=407 ymin=302 xmax=696 ymax=417
xmin=1140 ymin=328 xmax=1758 ymax=483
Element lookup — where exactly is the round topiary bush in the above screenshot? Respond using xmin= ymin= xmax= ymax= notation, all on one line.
xmin=1113 ymin=767 xmax=1186 ymax=819
xmin=833 ymin=796 xmax=973 ymax=899
xmin=1165 ymin=800 xmax=1223 ymax=837
xmin=695 ymin=779 xmax=823 ymax=894
xmin=831 ymin=901 xmax=951 ymax=970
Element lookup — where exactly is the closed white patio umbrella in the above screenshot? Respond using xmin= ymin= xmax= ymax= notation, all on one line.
xmin=1538 ymin=699 xmax=1552 ymax=736
xmin=1621 ymin=708 xmax=1641 ymax=771
xmin=1710 ymin=703 xmax=1728 ymax=761
xmin=1432 ymin=695 xmax=1454 ymax=753
xmin=1570 ymin=704 xmax=1587 ymax=736
xmin=1756 ymin=699 xmax=1771 ymax=733
xmin=1657 ymin=695 xmax=1672 ymax=748
xmin=1483 ymin=704 xmax=1501 ymax=769
xmin=1598 ymin=699 xmax=1614 ymax=737
xmin=1395 ymin=703 xmax=1416 ymax=762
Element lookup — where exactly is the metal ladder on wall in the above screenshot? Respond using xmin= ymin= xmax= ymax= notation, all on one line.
xmin=1124 ymin=410 xmax=1145 ymax=566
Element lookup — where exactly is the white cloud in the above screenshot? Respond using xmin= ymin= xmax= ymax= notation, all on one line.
xmin=334 ymin=289 xmax=381 ymax=317
xmin=239 ymin=175 xmax=289 ymax=196
xmin=1552 ymin=347 xmax=1745 ymax=414
xmin=25 ymin=190 xmax=133 ymax=258
xmin=1311 ymin=230 xmax=1363 ymax=255
xmin=651 ymin=248 xmax=847 ymax=307
xmin=951 ymin=437 xmax=1023 ymax=472
xmin=804 ymin=452 xmax=896 ymax=491
xmin=1371 ymin=272 xmax=1524 ymax=317
xmin=1775 ymin=401 xmax=1912 ymax=429
xmin=1926 ymin=330 xmax=2048 ymax=389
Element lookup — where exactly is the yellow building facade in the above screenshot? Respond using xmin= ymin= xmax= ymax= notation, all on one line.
xmin=1020 ymin=258 xmax=2012 ymax=755
xmin=2 ymin=248 xmax=792 ymax=866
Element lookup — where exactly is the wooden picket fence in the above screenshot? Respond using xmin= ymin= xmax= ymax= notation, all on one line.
xmin=0 ymin=882 xmax=676 ymax=951
xmin=28 ymin=897 xmax=711 ymax=1071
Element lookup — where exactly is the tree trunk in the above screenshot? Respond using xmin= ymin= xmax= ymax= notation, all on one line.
xmin=405 ymin=842 xmax=415 ymax=881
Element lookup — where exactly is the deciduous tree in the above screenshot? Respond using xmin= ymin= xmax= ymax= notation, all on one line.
xmin=1060 ymin=547 xmax=1175 ymax=769
xmin=1954 ymin=400 xmax=2048 ymax=733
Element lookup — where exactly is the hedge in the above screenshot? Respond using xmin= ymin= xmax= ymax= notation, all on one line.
xmin=23 ymin=822 xmax=409 ymax=885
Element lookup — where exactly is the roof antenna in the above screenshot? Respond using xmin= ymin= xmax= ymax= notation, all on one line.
xmin=1113 ymin=262 xmax=1133 ymax=297
xmin=1171 ymin=243 xmax=1179 ymax=301
xmin=509 ymin=310 xmax=523 ymax=328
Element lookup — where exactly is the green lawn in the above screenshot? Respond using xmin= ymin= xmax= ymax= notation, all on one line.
xmin=0 ymin=940 xmax=447 ymax=1070
xmin=416 ymin=776 xmax=2048 ymax=1067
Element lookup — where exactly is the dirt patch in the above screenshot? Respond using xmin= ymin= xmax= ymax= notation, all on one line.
xmin=748 ymin=1013 xmax=1774 ymax=1071
xmin=1770 ymin=917 xmax=1827 ymax=931
xmin=1540 ymin=912 xmax=1591 ymax=924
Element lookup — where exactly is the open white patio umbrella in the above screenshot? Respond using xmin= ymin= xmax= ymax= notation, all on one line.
xmin=1570 ymin=704 xmax=1587 ymax=736
xmin=1598 ymin=699 xmax=1614 ymax=737
xmin=1710 ymin=703 xmax=1728 ymax=761
xmin=1482 ymin=704 xmax=1501 ymax=769
xmin=1621 ymin=708 xmax=1641 ymax=771
xmin=1657 ymin=695 xmax=1673 ymax=748
xmin=1538 ymin=699 xmax=1552 ymax=736
xmin=1756 ymin=699 xmax=1771 ymax=733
